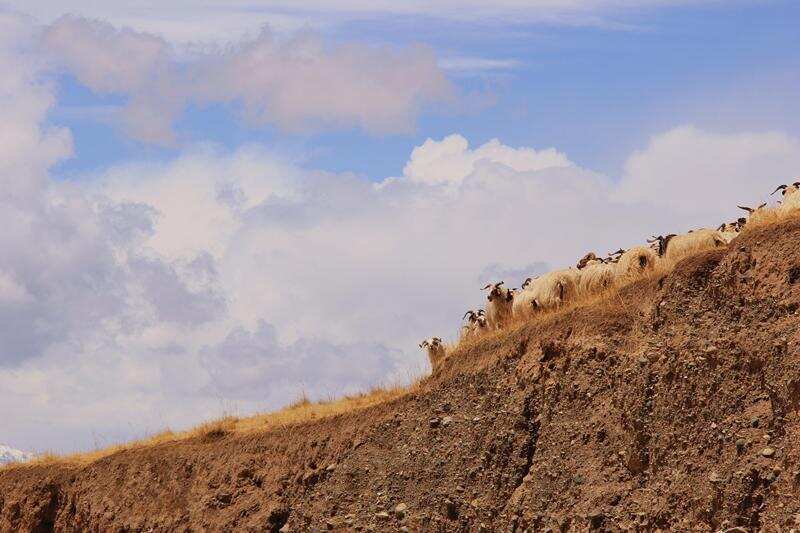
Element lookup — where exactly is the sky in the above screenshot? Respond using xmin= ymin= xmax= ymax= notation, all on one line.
xmin=0 ymin=0 xmax=798 ymax=453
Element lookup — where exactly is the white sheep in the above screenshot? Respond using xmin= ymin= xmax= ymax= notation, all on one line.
xmin=614 ymin=245 xmax=658 ymax=282
xmin=515 ymin=269 xmax=578 ymax=317
xmin=773 ymin=182 xmax=800 ymax=214
xmin=576 ymin=253 xmax=616 ymax=296
xmin=419 ymin=337 xmax=446 ymax=372
xmin=737 ymin=202 xmax=769 ymax=225
xmin=716 ymin=217 xmax=746 ymax=243
xmin=481 ymin=281 xmax=514 ymax=330
xmin=647 ymin=229 xmax=726 ymax=264
xmin=460 ymin=309 xmax=488 ymax=341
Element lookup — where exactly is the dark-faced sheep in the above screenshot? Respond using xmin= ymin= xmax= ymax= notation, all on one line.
xmin=648 ymin=229 xmax=726 ymax=264
xmin=481 ymin=282 xmax=514 ymax=330
xmin=419 ymin=337 xmax=446 ymax=372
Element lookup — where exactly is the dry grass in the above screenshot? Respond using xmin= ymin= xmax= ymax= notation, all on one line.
xmin=2 ymin=384 xmax=414 ymax=471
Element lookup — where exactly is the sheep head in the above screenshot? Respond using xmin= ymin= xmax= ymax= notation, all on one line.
xmin=772 ymin=184 xmax=788 ymax=196
xmin=647 ymin=234 xmax=676 ymax=257
xmin=481 ymin=281 xmax=506 ymax=302
xmin=576 ymin=252 xmax=598 ymax=270
xmin=737 ymin=202 xmax=767 ymax=214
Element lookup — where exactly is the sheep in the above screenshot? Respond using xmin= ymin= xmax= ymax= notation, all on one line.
xmin=737 ymin=202 xmax=769 ymax=225
xmin=419 ymin=337 xmax=446 ymax=372
xmin=481 ymin=281 xmax=514 ymax=330
xmin=647 ymin=228 xmax=726 ymax=264
xmin=716 ymin=217 xmax=746 ymax=243
xmin=614 ymin=245 xmax=658 ymax=282
xmin=526 ymin=269 xmax=579 ymax=312
xmin=576 ymin=252 xmax=616 ymax=296
xmin=773 ymin=182 xmax=800 ymax=214
xmin=460 ymin=309 xmax=489 ymax=341
xmin=511 ymin=283 xmax=539 ymax=319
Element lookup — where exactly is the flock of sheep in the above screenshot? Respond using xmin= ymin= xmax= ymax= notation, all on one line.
xmin=420 ymin=181 xmax=800 ymax=371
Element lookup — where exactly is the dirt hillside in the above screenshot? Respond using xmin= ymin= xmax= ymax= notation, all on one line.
xmin=2 ymin=218 xmax=800 ymax=532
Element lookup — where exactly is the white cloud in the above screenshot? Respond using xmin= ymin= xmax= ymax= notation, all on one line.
xmin=616 ymin=125 xmax=800 ymax=225
xmin=41 ymin=16 xmax=454 ymax=144
xmin=402 ymin=134 xmax=573 ymax=185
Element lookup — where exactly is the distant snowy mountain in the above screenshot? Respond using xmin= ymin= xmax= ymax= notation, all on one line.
xmin=0 ymin=444 xmax=33 ymax=465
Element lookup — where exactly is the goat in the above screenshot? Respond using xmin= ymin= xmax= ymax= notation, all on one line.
xmin=648 ymin=229 xmax=725 ymax=264
xmin=420 ymin=337 xmax=447 ymax=372
xmin=481 ymin=282 xmax=514 ymax=330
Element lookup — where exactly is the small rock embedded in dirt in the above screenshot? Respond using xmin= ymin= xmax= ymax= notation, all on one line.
xmin=750 ymin=417 xmax=760 ymax=428
xmin=429 ymin=417 xmax=440 ymax=428
xmin=735 ymin=438 xmax=747 ymax=453
xmin=587 ymin=510 xmax=605 ymax=529
xmin=444 ymin=498 xmax=458 ymax=519
xmin=709 ymin=471 xmax=724 ymax=483
xmin=761 ymin=447 xmax=776 ymax=458
xmin=442 ymin=416 xmax=453 ymax=427
xmin=375 ymin=511 xmax=390 ymax=521
xmin=394 ymin=503 xmax=408 ymax=519
xmin=573 ymin=473 xmax=585 ymax=484
xmin=325 ymin=463 xmax=337 ymax=472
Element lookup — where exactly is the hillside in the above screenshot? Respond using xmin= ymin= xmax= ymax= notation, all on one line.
xmin=2 ymin=216 xmax=800 ymax=532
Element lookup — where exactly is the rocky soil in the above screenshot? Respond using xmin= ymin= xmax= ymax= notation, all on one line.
xmin=2 ymin=218 xmax=800 ymax=532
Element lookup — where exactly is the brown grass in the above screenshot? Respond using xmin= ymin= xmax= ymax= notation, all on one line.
xmin=2 ymin=384 xmax=414 ymax=471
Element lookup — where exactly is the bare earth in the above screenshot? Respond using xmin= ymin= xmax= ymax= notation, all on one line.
xmin=2 ymin=219 xmax=800 ymax=532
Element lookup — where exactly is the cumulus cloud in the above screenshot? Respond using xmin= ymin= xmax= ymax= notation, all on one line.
xmin=402 ymin=134 xmax=572 ymax=185
xmin=617 ymin=126 xmax=800 ymax=223
xmin=41 ymin=16 xmax=454 ymax=144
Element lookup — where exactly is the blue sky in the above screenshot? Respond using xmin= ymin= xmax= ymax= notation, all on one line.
xmin=48 ymin=0 xmax=800 ymax=180
xmin=2 ymin=1 xmax=800 ymax=453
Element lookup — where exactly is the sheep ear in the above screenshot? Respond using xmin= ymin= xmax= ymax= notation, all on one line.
xmin=481 ymin=284 xmax=491 ymax=290
xmin=717 ymin=223 xmax=725 ymax=231
xmin=793 ymin=181 xmax=800 ymax=187
xmin=496 ymin=281 xmax=504 ymax=286
xmin=771 ymin=184 xmax=787 ymax=195
xmin=758 ymin=202 xmax=766 ymax=209
xmin=737 ymin=205 xmax=753 ymax=213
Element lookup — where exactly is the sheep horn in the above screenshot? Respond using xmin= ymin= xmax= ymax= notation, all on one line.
xmin=771 ymin=184 xmax=788 ymax=195
xmin=463 ymin=311 xmax=473 ymax=320
xmin=481 ymin=284 xmax=491 ymax=290
xmin=758 ymin=202 xmax=766 ymax=209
